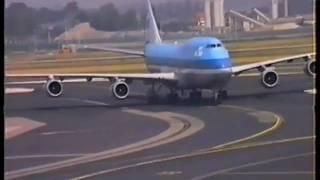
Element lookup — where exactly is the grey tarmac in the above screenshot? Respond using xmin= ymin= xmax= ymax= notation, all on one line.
xmin=4 ymin=64 xmax=315 ymax=180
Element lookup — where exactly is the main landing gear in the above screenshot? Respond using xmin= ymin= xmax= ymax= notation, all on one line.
xmin=147 ymin=85 xmax=180 ymax=104
xmin=218 ymin=89 xmax=228 ymax=99
xmin=147 ymin=84 xmax=161 ymax=104
xmin=188 ymin=89 xmax=228 ymax=105
xmin=212 ymin=90 xmax=228 ymax=105
xmin=146 ymin=84 xmax=228 ymax=106
xmin=212 ymin=91 xmax=221 ymax=105
xmin=189 ymin=90 xmax=202 ymax=102
xmin=166 ymin=91 xmax=179 ymax=104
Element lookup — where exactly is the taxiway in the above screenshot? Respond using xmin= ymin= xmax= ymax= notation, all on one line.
xmin=4 ymin=65 xmax=315 ymax=180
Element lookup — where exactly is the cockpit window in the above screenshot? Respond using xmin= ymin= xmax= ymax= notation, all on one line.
xmin=206 ymin=43 xmax=222 ymax=48
xmin=206 ymin=44 xmax=216 ymax=48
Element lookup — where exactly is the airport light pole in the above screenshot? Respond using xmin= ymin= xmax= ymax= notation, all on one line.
xmin=48 ymin=26 xmax=53 ymax=44
xmin=32 ymin=28 xmax=38 ymax=53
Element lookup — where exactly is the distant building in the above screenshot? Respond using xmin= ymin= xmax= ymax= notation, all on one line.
xmin=204 ymin=0 xmax=225 ymax=30
xmin=271 ymin=0 xmax=279 ymax=19
xmin=272 ymin=0 xmax=313 ymax=19
xmin=54 ymin=23 xmax=109 ymax=42
xmin=54 ymin=22 xmax=146 ymax=43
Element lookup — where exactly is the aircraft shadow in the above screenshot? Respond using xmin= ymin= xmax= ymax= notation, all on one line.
xmin=5 ymin=88 xmax=311 ymax=112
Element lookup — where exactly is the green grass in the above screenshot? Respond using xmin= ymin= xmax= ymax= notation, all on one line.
xmin=6 ymin=36 xmax=315 ymax=74
xmin=6 ymin=64 xmax=149 ymax=74
xmin=225 ymin=37 xmax=314 ymax=49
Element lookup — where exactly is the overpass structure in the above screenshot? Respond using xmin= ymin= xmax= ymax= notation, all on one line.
xmin=204 ymin=0 xmax=225 ymax=32
xmin=226 ymin=10 xmax=267 ymax=32
xmin=201 ymin=0 xmax=303 ymax=33
xmin=252 ymin=8 xmax=270 ymax=23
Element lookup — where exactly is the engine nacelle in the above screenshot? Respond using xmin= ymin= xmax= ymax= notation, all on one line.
xmin=261 ymin=69 xmax=279 ymax=88
xmin=304 ymin=60 xmax=315 ymax=77
xmin=111 ymin=81 xmax=130 ymax=100
xmin=45 ymin=79 xmax=63 ymax=97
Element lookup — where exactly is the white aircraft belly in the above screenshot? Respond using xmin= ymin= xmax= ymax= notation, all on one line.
xmin=148 ymin=65 xmax=232 ymax=88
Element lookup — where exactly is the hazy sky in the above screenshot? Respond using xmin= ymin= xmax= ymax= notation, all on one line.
xmin=5 ymin=0 xmax=270 ymax=11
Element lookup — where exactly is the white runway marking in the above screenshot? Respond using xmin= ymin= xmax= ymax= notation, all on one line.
xmin=67 ymin=105 xmax=284 ymax=180
xmin=5 ymin=126 xmax=22 ymax=134
xmin=7 ymin=80 xmax=46 ymax=84
xmin=217 ymin=171 xmax=314 ymax=175
xmin=5 ymin=154 xmax=88 ymax=160
xmin=209 ymin=105 xmax=284 ymax=150
xmin=5 ymin=88 xmax=34 ymax=94
xmin=5 ymin=117 xmax=46 ymax=140
xmin=190 ymin=152 xmax=315 ymax=180
xmin=157 ymin=171 xmax=182 ymax=176
xmin=64 ymin=98 xmax=110 ymax=106
xmin=81 ymin=99 xmax=110 ymax=106
xmin=68 ymin=136 xmax=314 ymax=180
xmin=304 ymin=89 xmax=316 ymax=94
xmin=5 ymin=78 xmax=109 ymax=85
xmin=5 ymin=107 xmax=204 ymax=179
xmin=41 ymin=130 xmax=91 ymax=136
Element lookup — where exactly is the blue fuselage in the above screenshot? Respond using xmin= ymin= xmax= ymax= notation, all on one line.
xmin=144 ymin=37 xmax=233 ymax=89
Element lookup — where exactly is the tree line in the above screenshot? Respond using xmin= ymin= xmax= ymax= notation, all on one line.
xmin=5 ymin=0 xmax=202 ymax=39
xmin=5 ymin=2 xmax=141 ymax=39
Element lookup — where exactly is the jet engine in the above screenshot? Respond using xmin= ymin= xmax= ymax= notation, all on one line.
xmin=45 ymin=79 xmax=63 ymax=97
xmin=304 ymin=59 xmax=315 ymax=77
xmin=111 ymin=81 xmax=130 ymax=100
xmin=261 ymin=69 xmax=279 ymax=88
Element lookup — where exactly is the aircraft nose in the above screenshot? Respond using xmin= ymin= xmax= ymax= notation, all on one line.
xmin=218 ymin=58 xmax=232 ymax=68
xmin=209 ymin=47 xmax=230 ymax=59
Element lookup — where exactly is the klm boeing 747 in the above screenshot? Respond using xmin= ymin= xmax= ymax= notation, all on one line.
xmin=6 ymin=0 xmax=315 ymax=105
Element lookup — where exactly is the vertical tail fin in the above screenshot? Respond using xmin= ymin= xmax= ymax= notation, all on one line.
xmin=145 ymin=0 xmax=161 ymax=44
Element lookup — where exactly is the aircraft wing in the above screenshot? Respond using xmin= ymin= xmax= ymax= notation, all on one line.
xmin=5 ymin=73 xmax=176 ymax=84
xmin=231 ymin=53 xmax=315 ymax=75
xmin=83 ymin=45 xmax=145 ymax=57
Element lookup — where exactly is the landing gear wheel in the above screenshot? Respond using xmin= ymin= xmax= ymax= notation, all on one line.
xmin=147 ymin=96 xmax=160 ymax=104
xmin=219 ymin=90 xmax=228 ymax=99
xmin=166 ymin=93 xmax=179 ymax=104
xmin=189 ymin=91 xmax=202 ymax=102
xmin=146 ymin=88 xmax=159 ymax=104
